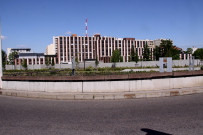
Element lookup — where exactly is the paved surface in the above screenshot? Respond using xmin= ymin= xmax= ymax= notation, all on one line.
xmin=1 ymin=86 xmax=203 ymax=100
xmin=0 ymin=93 xmax=203 ymax=135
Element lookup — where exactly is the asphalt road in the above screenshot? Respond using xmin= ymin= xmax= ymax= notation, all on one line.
xmin=0 ymin=94 xmax=203 ymax=135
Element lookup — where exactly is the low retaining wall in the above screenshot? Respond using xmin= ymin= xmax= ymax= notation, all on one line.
xmin=2 ymin=71 xmax=203 ymax=93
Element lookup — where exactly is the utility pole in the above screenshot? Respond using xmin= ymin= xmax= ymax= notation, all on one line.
xmin=0 ymin=21 xmax=3 ymax=89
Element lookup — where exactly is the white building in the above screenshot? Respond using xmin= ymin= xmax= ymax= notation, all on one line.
xmin=7 ymin=48 xmax=31 ymax=59
xmin=46 ymin=44 xmax=56 ymax=55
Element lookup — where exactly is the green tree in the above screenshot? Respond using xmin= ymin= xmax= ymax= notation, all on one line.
xmin=95 ymin=56 xmax=99 ymax=67
xmin=160 ymin=40 xmax=180 ymax=60
xmin=22 ymin=59 xmax=27 ymax=70
xmin=2 ymin=50 xmax=7 ymax=68
xmin=193 ymin=48 xmax=203 ymax=61
xmin=51 ymin=58 xmax=55 ymax=66
xmin=130 ymin=45 xmax=136 ymax=61
xmin=45 ymin=57 xmax=50 ymax=66
xmin=8 ymin=51 xmax=18 ymax=65
xmin=111 ymin=49 xmax=122 ymax=63
xmin=135 ymin=52 xmax=139 ymax=63
xmin=119 ymin=56 xmax=123 ymax=62
xmin=186 ymin=48 xmax=193 ymax=54
xmin=143 ymin=44 xmax=150 ymax=61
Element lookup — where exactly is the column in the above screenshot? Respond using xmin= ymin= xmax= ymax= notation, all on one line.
xmin=43 ymin=58 xmax=45 ymax=65
xmin=123 ymin=41 xmax=126 ymax=62
xmin=66 ymin=37 xmax=68 ymax=62
xmin=15 ymin=59 xmax=17 ymax=65
xmin=54 ymin=57 xmax=56 ymax=64
xmin=19 ymin=59 xmax=21 ymax=65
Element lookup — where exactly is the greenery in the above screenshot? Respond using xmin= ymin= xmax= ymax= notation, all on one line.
xmin=2 ymin=50 xmax=7 ymax=68
xmin=111 ymin=49 xmax=123 ymax=63
xmin=130 ymin=46 xmax=135 ymax=61
xmin=51 ymin=58 xmax=55 ymax=66
xmin=95 ymin=56 xmax=99 ymax=68
xmin=153 ymin=46 xmax=161 ymax=61
xmin=161 ymin=40 xmax=180 ymax=60
xmin=153 ymin=40 xmax=180 ymax=60
xmin=45 ymin=57 xmax=50 ymax=66
xmin=8 ymin=51 xmax=18 ymax=65
xmin=186 ymin=48 xmax=193 ymax=54
xmin=193 ymin=48 xmax=203 ymax=61
xmin=143 ymin=44 xmax=151 ymax=61
xmin=22 ymin=59 xmax=27 ymax=70
xmin=75 ymin=56 xmax=79 ymax=67
xmin=135 ymin=52 xmax=139 ymax=63
xmin=4 ymin=65 xmax=201 ymax=77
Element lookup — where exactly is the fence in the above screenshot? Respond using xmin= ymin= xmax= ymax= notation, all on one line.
xmin=5 ymin=59 xmax=202 ymax=70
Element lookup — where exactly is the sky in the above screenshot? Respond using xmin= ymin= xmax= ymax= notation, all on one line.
xmin=0 ymin=0 xmax=203 ymax=53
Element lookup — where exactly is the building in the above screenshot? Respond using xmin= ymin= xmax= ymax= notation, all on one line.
xmin=15 ymin=53 xmax=46 ymax=65
xmin=7 ymin=48 xmax=31 ymax=59
xmin=46 ymin=44 xmax=56 ymax=55
xmin=14 ymin=34 xmax=192 ymax=66
xmin=53 ymin=34 xmax=154 ymax=63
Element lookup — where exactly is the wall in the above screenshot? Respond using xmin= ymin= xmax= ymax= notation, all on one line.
xmin=2 ymin=76 xmax=203 ymax=93
xmin=5 ymin=59 xmax=202 ymax=70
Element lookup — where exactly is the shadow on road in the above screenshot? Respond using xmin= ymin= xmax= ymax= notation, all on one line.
xmin=141 ymin=128 xmax=172 ymax=135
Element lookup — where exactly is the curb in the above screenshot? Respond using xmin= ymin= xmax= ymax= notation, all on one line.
xmin=0 ymin=86 xmax=203 ymax=100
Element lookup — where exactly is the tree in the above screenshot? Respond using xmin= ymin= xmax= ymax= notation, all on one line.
xmin=153 ymin=46 xmax=161 ymax=61
xmin=111 ymin=49 xmax=122 ymax=63
xmin=75 ymin=56 xmax=79 ymax=68
xmin=51 ymin=58 xmax=55 ymax=66
xmin=2 ymin=50 xmax=7 ymax=68
xmin=130 ymin=45 xmax=136 ymax=61
xmin=8 ymin=51 xmax=18 ymax=65
xmin=95 ymin=56 xmax=99 ymax=67
xmin=135 ymin=52 xmax=139 ymax=63
xmin=22 ymin=59 xmax=27 ymax=70
xmin=186 ymin=48 xmax=193 ymax=54
xmin=193 ymin=48 xmax=203 ymax=61
xmin=159 ymin=40 xmax=180 ymax=60
xmin=45 ymin=57 xmax=50 ymax=66
xmin=143 ymin=44 xmax=150 ymax=61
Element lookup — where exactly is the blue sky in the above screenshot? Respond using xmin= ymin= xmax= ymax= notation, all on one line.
xmin=0 ymin=0 xmax=203 ymax=53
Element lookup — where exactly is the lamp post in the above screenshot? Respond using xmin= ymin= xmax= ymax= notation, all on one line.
xmin=0 ymin=21 xmax=3 ymax=89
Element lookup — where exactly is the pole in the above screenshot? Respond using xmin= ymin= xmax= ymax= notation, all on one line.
xmin=0 ymin=20 xmax=3 ymax=89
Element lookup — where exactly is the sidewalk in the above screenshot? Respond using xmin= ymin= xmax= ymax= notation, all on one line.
xmin=0 ymin=86 xmax=203 ymax=100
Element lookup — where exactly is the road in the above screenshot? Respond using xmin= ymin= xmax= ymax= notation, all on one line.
xmin=0 ymin=94 xmax=203 ymax=135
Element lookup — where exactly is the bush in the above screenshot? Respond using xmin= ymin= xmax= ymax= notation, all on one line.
xmin=201 ymin=66 xmax=203 ymax=70
xmin=86 ymin=66 xmax=93 ymax=71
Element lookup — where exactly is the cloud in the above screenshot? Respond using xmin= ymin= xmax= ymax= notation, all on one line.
xmin=1 ymin=35 xmax=7 ymax=40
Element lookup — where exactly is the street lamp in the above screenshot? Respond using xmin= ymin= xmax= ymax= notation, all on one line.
xmin=0 ymin=21 xmax=3 ymax=89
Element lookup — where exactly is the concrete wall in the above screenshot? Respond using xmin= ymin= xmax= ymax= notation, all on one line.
xmin=5 ymin=59 xmax=202 ymax=70
xmin=2 ymin=76 xmax=203 ymax=93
